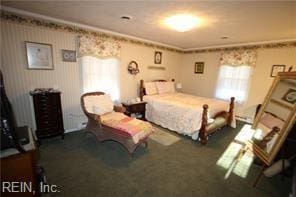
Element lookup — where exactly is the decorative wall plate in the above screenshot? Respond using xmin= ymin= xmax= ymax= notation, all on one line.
xmin=127 ymin=61 xmax=140 ymax=75
xmin=62 ymin=50 xmax=76 ymax=62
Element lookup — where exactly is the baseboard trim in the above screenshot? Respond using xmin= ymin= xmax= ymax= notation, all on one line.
xmin=235 ymin=116 xmax=253 ymax=124
xmin=65 ymin=128 xmax=82 ymax=134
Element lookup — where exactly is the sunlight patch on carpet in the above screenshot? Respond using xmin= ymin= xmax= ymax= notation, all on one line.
xmin=216 ymin=124 xmax=255 ymax=179
xmin=149 ymin=127 xmax=180 ymax=146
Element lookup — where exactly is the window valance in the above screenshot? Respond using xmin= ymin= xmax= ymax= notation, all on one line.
xmin=78 ymin=35 xmax=121 ymax=59
xmin=220 ymin=50 xmax=257 ymax=67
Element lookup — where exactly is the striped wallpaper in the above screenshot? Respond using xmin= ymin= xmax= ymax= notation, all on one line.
xmin=1 ymin=21 xmax=84 ymax=131
xmin=2 ymin=19 xmax=295 ymax=132
xmin=1 ymin=21 xmax=182 ymax=132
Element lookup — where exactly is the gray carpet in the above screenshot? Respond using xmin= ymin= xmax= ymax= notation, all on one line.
xmin=38 ymin=122 xmax=291 ymax=197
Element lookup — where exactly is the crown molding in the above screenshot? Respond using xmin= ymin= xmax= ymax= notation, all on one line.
xmin=183 ymin=41 xmax=296 ymax=54
xmin=1 ymin=6 xmax=183 ymax=51
xmin=184 ymin=39 xmax=296 ymax=51
xmin=1 ymin=6 xmax=295 ymax=54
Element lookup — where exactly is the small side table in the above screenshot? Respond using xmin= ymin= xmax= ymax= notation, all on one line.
xmin=122 ymin=102 xmax=147 ymax=120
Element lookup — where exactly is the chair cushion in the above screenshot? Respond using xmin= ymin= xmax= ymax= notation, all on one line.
xmin=101 ymin=112 xmax=154 ymax=143
xmin=205 ymin=116 xmax=227 ymax=133
xmin=260 ymin=112 xmax=285 ymax=129
xmin=84 ymin=94 xmax=114 ymax=115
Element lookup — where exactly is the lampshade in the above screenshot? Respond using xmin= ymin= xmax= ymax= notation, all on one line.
xmin=176 ymin=83 xmax=182 ymax=89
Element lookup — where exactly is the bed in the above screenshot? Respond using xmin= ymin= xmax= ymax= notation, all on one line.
xmin=139 ymin=79 xmax=235 ymax=144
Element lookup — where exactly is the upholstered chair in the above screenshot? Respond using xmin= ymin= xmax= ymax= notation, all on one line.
xmin=81 ymin=92 xmax=154 ymax=155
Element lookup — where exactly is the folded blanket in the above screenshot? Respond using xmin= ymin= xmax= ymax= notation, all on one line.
xmin=101 ymin=112 xmax=154 ymax=142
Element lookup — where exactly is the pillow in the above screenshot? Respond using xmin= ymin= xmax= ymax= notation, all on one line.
xmin=84 ymin=94 xmax=114 ymax=115
xmin=155 ymin=82 xmax=175 ymax=94
xmin=259 ymin=112 xmax=285 ymax=129
xmin=144 ymin=82 xmax=158 ymax=95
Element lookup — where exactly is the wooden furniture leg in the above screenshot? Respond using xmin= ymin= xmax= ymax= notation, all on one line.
xmin=253 ymin=164 xmax=266 ymax=187
xmin=199 ymin=104 xmax=208 ymax=145
xmin=228 ymin=97 xmax=235 ymax=125
xmin=143 ymin=141 xmax=148 ymax=148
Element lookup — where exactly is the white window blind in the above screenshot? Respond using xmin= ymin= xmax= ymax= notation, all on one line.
xmin=81 ymin=56 xmax=120 ymax=101
xmin=215 ymin=65 xmax=252 ymax=103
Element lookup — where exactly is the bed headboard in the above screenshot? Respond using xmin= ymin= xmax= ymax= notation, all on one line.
xmin=139 ymin=79 xmax=175 ymax=101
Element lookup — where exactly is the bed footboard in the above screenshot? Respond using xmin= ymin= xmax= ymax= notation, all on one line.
xmin=199 ymin=97 xmax=235 ymax=145
xmin=199 ymin=104 xmax=209 ymax=145
xmin=228 ymin=97 xmax=235 ymax=125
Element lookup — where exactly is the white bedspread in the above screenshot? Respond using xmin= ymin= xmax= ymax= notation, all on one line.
xmin=143 ymin=93 xmax=235 ymax=140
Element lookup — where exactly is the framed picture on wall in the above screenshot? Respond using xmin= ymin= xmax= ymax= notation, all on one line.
xmin=62 ymin=49 xmax=77 ymax=62
xmin=270 ymin=65 xmax=285 ymax=77
xmin=194 ymin=62 xmax=204 ymax=74
xmin=25 ymin=41 xmax=54 ymax=70
xmin=154 ymin=51 xmax=162 ymax=64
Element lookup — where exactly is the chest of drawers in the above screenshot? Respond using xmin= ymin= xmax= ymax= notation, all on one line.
xmin=30 ymin=91 xmax=64 ymax=140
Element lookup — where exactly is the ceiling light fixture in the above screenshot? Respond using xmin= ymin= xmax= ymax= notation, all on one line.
xmin=164 ymin=14 xmax=201 ymax=32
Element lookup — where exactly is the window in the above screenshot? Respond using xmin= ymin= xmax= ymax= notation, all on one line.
xmin=81 ymin=56 xmax=120 ymax=101
xmin=215 ymin=65 xmax=252 ymax=103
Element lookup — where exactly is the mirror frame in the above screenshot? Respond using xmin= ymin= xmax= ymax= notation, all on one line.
xmin=252 ymin=71 xmax=296 ymax=165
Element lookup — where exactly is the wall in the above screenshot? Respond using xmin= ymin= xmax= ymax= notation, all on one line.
xmin=120 ymin=42 xmax=181 ymax=102
xmin=2 ymin=20 xmax=295 ymax=132
xmin=180 ymin=47 xmax=296 ymax=121
xmin=1 ymin=21 xmax=182 ymax=131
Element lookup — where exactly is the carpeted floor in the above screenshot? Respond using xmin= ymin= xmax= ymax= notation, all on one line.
xmin=38 ymin=121 xmax=291 ymax=197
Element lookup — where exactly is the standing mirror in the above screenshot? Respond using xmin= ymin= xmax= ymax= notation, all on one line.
xmin=251 ymin=71 xmax=296 ymax=166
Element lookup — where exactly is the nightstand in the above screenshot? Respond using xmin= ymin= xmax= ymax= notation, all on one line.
xmin=122 ymin=102 xmax=147 ymax=120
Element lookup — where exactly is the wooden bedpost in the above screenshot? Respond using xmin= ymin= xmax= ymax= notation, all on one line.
xmin=228 ymin=97 xmax=235 ymax=125
xmin=199 ymin=104 xmax=209 ymax=145
xmin=140 ymin=79 xmax=144 ymax=101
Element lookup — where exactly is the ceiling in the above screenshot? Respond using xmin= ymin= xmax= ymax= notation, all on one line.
xmin=2 ymin=1 xmax=296 ymax=49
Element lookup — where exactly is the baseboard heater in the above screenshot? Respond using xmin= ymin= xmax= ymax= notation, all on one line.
xmin=235 ymin=115 xmax=252 ymax=124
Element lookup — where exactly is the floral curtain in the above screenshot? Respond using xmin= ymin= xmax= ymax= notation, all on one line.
xmin=220 ymin=50 xmax=257 ymax=67
xmin=78 ymin=34 xmax=121 ymax=58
